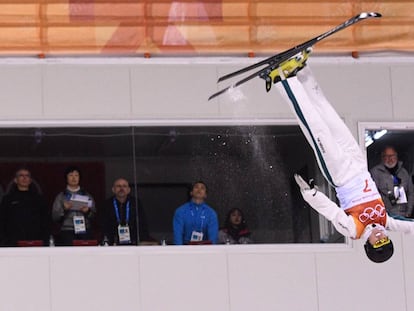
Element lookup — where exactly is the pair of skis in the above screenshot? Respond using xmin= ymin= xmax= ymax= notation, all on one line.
xmin=208 ymin=12 xmax=381 ymax=101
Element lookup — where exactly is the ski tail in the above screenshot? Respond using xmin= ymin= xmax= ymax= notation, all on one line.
xmin=208 ymin=86 xmax=233 ymax=101
xmin=217 ymin=54 xmax=278 ymax=83
xmin=209 ymin=12 xmax=381 ymax=100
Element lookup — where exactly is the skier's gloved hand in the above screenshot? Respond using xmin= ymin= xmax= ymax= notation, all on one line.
xmin=294 ymin=174 xmax=317 ymax=196
xmin=294 ymin=174 xmax=342 ymax=223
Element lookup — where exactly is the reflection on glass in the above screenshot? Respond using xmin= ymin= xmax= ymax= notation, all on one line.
xmin=162 ymin=2 xmax=220 ymax=46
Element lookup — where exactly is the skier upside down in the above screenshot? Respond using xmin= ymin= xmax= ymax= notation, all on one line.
xmin=274 ymin=55 xmax=414 ymax=263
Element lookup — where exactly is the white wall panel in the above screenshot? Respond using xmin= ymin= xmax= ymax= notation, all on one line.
xmin=310 ymin=63 xmax=393 ymax=120
xmin=130 ymin=64 xmax=220 ymax=118
xmin=227 ymin=252 xmax=318 ymax=311
xmin=0 ymin=242 xmax=411 ymax=311
xmin=0 ymin=254 xmax=50 ymax=311
xmin=402 ymin=234 xmax=414 ymax=311
xmin=390 ymin=65 xmax=414 ymax=121
xmin=0 ymin=65 xmax=42 ymax=119
xmin=43 ymin=65 xmax=131 ymax=118
xmin=315 ymin=232 xmax=406 ymax=311
xmin=0 ymin=57 xmax=412 ymax=126
xmin=50 ymin=248 xmax=140 ymax=311
xmin=139 ymin=247 xmax=229 ymax=311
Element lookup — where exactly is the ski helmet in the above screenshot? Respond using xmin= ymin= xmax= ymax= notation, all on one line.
xmin=364 ymin=237 xmax=394 ymax=263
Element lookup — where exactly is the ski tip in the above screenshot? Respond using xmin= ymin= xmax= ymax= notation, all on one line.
xmin=359 ymin=12 xmax=382 ymax=19
xmin=207 ymin=93 xmax=216 ymax=101
xmin=207 ymin=94 xmax=215 ymax=101
xmin=208 ymin=87 xmax=229 ymax=101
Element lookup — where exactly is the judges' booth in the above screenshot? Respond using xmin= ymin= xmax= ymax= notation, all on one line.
xmin=0 ymin=124 xmax=341 ymax=245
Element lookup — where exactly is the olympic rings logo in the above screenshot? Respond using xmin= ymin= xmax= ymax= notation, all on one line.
xmin=358 ymin=204 xmax=386 ymax=223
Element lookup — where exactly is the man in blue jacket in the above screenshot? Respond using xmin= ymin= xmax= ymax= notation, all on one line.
xmin=173 ymin=181 xmax=218 ymax=245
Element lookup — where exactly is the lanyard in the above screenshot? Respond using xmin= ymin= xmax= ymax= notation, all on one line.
xmin=113 ymin=198 xmax=130 ymax=225
xmin=65 ymin=187 xmax=81 ymax=199
xmin=392 ymin=175 xmax=400 ymax=185
xmin=190 ymin=203 xmax=205 ymax=232
xmin=64 ymin=192 xmax=72 ymax=200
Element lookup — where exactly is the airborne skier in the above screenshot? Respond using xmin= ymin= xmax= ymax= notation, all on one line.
xmin=209 ymin=12 xmax=414 ymax=263
xmin=274 ymin=60 xmax=414 ymax=263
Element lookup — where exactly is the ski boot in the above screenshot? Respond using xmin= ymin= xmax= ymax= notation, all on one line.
xmin=261 ymin=47 xmax=312 ymax=92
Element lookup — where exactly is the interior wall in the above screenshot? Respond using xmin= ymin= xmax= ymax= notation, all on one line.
xmin=0 ymin=55 xmax=414 ymax=311
xmin=2 ymin=56 xmax=413 ymax=131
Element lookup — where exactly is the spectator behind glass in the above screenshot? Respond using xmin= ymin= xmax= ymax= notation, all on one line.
xmin=370 ymin=146 xmax=414 ymax=218
xmin=173 ymin=181 xmax=218 ymax=245
xmin=0 ymin=168 xmax=49 ymax=246
xmin=52 ymin=166 xmax=96 ymax=246
xmin=218 ymin=208 xmax=253 ymax=244
xmin=101 ymin=178 xmax=153 ymax=245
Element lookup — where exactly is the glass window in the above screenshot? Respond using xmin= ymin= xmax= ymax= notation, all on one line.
xmin=362 ymin=123 xmax=414 ymax=220
xmin=0 ymin=125 xmax=344 ymax=245
xmin=365 ymin=128 xmax=414 ymax=174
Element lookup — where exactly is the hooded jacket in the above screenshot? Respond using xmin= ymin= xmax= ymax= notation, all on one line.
xmin=370 ymin=161 xmax=414 ymax=217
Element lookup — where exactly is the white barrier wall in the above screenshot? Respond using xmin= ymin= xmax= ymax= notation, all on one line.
xmin=2 ymin=56 xmax=412 ymax=126
xmin=0 ymin=56 xmax=414 ymax=311
xmin=1 ymin=233 xmax=413 ymax=311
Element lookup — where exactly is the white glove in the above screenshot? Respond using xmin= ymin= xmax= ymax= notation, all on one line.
xmin=294 ymin=174 xmax=355 ymax=237
xmin=294 ymin=174 xmax=317 ymax=196
xmin=294 ymin=174 xmax=343 ymax=223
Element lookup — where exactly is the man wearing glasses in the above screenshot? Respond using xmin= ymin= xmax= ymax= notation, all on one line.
xmin=0 ymin=168 xmax=49 ymax=246
xmin=370 ymin=146 xmax=414 ymax=218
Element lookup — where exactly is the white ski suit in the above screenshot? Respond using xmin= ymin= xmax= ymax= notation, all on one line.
xmin=276 ymin=66 xmax=414 ymax=240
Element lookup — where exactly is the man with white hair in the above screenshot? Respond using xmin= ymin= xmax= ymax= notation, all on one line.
xmin=370 ymin=146 xmax=414 ymax=218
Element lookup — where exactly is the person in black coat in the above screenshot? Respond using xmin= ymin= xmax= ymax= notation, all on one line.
xmin=0 ymin=168 xmax=49 ymax=246
xmin=101 ymin=178 xmax=151 ymax=245
xmin=218 ymin=208 xmax=253 ymax=244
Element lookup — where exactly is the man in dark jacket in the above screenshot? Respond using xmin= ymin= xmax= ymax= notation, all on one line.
xmin=0 ymin=168 xmax=49 ymax=246
xmin=101 ymin=178 xmax=151 ymax=245
xmin=370 ymin=146 xmax=414 ymax=218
